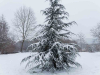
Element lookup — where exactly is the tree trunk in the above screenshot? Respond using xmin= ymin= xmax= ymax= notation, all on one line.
xmin=20 ymin=40 xmax=24 ymax=52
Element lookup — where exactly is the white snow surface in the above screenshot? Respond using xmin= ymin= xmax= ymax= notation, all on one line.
xmin=0 ymin=52 xmax=100 ymax=75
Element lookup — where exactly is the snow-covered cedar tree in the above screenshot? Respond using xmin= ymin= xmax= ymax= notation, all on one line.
xmin=21 ymin=0 xmax=81 ymax=73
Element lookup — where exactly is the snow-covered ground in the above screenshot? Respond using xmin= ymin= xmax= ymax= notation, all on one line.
xmin=0 ymin=52 xmax=100 ymax=75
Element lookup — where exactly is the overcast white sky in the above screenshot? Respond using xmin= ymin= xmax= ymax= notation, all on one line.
xmin=0 ymin=0 xmax=100 ymax=39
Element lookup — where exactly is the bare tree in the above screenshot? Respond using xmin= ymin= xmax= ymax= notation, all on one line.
xmin=77 ymin=33 xmax=86 ymax=51
xmin=76 ymin=33 xmax=92 ymax=52
xmin=91 ymin=23 xmax=100 ymax=51
xmin=13 ymin=7 xmax=36 ymax=52
xmin=91 ymin=24 xmax=100 ymax=42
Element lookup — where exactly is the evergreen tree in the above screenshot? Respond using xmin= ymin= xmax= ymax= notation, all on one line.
xmin=22 ymin=0 xmax=81 ymax=72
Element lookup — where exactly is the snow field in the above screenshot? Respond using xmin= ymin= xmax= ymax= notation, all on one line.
xmin=0 ymin=52 xmax=100 ymax=75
